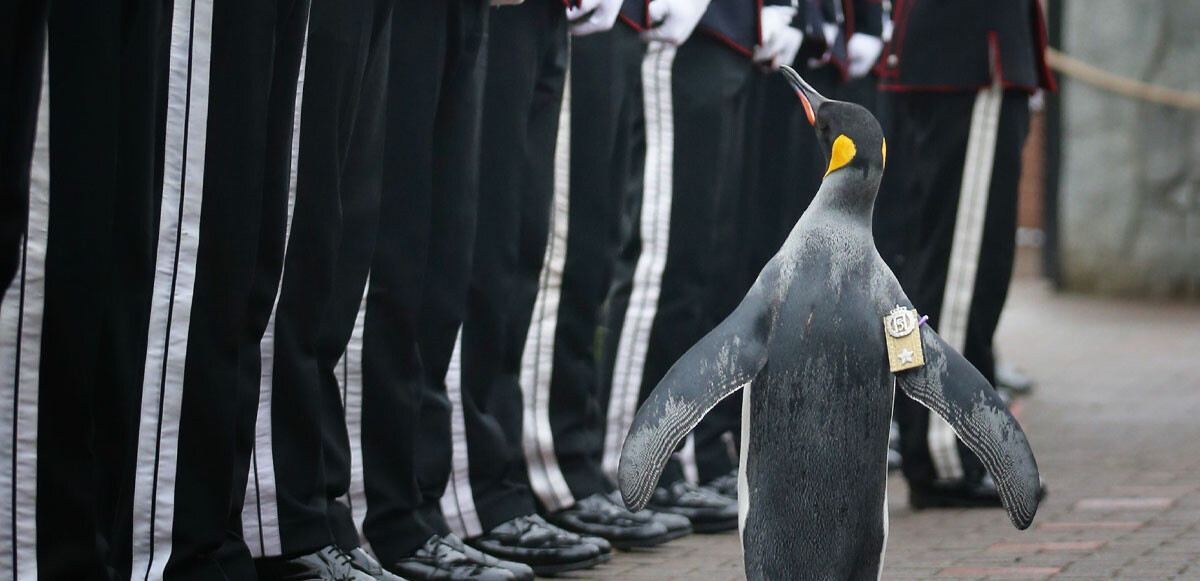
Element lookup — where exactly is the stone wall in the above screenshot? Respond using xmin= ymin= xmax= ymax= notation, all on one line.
xmin=1059 ymin=0 xmax=1200 ymax=298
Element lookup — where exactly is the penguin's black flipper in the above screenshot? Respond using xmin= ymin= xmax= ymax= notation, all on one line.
xmin=895 ymin=327 xmax=1042 ymax=530
xmin=618 ymin=286 xmax=771 ymax=513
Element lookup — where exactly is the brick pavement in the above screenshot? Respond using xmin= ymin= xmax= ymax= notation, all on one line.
xmin=568 ymin=281 xmax=1200 ymax=580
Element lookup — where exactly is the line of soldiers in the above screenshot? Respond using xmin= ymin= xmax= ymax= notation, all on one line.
xmin=0 ymin=0 xmax=1052 ymax=579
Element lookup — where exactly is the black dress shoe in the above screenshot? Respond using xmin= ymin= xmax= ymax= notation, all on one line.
xmin=546 ymin=493 xmax=672 ymax=550
xmin=388 ymin=536 xmax=516 ymax=581
xmin=604 ymin=491 xmax=694 ymax=539
xmin=909 ymin=475 xmax=1048 ymax=509
xmin=439 ymin=534 xmax=534 ymax=581
xmin=255 ymin=545 xmax=375 ymax=580
xmin=347 ymin=547 xmax=408 ymax=581
xmin=646 ymin=480 xmax=738 ymax=533
xmin=467 ymin=514 xmax=605 ymax=575
xmin=703 ymin=469 xmax=738 ymax=500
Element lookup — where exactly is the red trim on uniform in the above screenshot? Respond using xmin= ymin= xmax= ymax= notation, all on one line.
xmin=875 ymin=0 xmax=911 ymax=78
xmin=842 ymin=0 xmax=855 ymax=37
xmin=988 ymin=31 xmax=1004 ymax=84
xmin=756 ymin=0 xmax=764 ymax=45
xmin=878 ymin=81 xmax=1040 ymax=93
xmin=892 ymin=0 xmax=915 ymax=64
xmin=701 ymin=27 xmax=755 ymax=58
xmin=828 ymin=56 xmax=850 ymax=82
xmin=619 ymin=13 xmax=645 ymax=31
xmin=1032 ymin=0 xmax=1058 ymax=92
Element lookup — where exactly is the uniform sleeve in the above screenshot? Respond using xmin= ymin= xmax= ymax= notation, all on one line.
xmin=851 ymin=0 xmax=882 ymax=36
xmin=796 ymin=0 xmax=827 ymax=58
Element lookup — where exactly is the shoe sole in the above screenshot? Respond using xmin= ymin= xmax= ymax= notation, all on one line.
xmin=690 ymin=518 xmax=738 ymax=534
xmin=529 ymin=552 xmax=609 ymax=576
xmin=608 ymin=529 xmax=682 ymax=551
xmin=645 ymin=504 xmax=737 ymax=535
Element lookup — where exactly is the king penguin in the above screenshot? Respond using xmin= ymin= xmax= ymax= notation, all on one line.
xmin=617 ymin=66 xmax=1041 ymax=580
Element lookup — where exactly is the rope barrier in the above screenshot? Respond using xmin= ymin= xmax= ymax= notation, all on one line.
xmin=1046 ymin=47 xmax=1200 ymax=111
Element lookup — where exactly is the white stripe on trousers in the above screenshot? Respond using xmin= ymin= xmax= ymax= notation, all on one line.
xmin=242 ymin=15 xmax=310 ymax=558
xmin=601 ymin=42 xmax=677 ymax=480
xmin=340 ymin=283 xmax=370 ymax=543
xmin=440 ymin=329 xmax=483 ymax=538
xmin=132 ymin=0 xmax=214 ymax=577
xmin=0 ymin=43 xmax=49 ymax=579
xmin=519 ymin=66 xmax=576 ymax=512
xmin=927 ymin=79 xmax=1003 ymax=481
xmin=678 ymin=434 xmax=698 ymax=484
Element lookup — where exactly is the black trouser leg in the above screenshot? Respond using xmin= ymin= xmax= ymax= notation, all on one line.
xmin=126 ymin=1 xmax=287 ymax=578
xmin=451 ymin=0 xmax=567 ymax=534
xmin=245 ymin=0 xmax=392 ymax=557
xmin=887 ymin=88 xmax=1029 ymax=488
xmin=314 ymin=2 xmax=392 ymax=553
xmin=2 ymin=2 xmax=129 ymax=577
xmin=238 ymin=0 xmax=311 ymax=560
xmin=356 ymin=0 xmax=489 ymax=559
xmin=541 ymin=24 xmax=646 ymax=502
xmin=0 ymin=0 xmax=47 ymax=292
xmin=599 ymin=35 xmax=754 ymax=487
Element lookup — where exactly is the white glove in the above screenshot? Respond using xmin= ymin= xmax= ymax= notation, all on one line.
xmin=567 ymin=0 xmax=623 ymax=36
xmin=821 ymin=22 xmax=839 ymax=49
xmin=754 ymin=6 xmax=802 ymax=69
xmin=847 ymin=32 xmax=883 ymax=78
xmin=643 ymin=0 xmax=714 ymax=45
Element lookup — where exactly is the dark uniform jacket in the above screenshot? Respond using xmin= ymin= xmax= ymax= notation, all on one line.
xmin=791 ymin=0 xmax=883 ymax=76
xmin=877 ymin=0 xmax=1055 ymax=91
xmin=616 ymin=0 xmax=880 ymax=60
xmin=619 ymin=0 xmax=771 ymax=57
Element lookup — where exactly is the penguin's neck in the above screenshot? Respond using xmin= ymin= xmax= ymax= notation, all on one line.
xmin=808 ymin=170 xmax=879 ymax=227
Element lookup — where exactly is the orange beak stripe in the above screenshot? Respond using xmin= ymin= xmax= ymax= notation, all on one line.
xmin=797 ymin=90 xmax=815 ymax=125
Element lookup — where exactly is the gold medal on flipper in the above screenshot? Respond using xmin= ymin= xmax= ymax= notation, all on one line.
xmin=883 ymin=306 xmax=924 ymax=372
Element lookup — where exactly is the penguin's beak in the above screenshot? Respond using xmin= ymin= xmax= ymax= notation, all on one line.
xmin=780 ymin=65 xmax=827 ymax=126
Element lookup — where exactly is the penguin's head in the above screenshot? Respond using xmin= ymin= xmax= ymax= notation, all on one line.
xmin=780 ymin=65 xmax=886 ymax=188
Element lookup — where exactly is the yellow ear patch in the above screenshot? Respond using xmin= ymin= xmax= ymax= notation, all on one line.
xmin=881 ymin=139 xmax=887 ymax=168
xmin=825 ymin=134 xmax=857 ymax=177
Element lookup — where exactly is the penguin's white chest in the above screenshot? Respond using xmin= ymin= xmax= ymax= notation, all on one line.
xmin=737 ymin=381 xmax=752 ymax=544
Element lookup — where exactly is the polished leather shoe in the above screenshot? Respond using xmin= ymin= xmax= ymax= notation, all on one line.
xmin=468 ymin=514 xmax=605 ymax=575
xmin=604 ymin=491 xmax=694 ymax=539
xmin=703 ymin=469 xmax=738 ymax=500
xmin=440 ymin=534 xmax=534 ymax=581
xmin=347 ymin=547 xmax=408 ymax=581
xmin=255 ymin=545 xmax=375 ymax=580
xmin=388 ymin=536 xmax=516 ymax=581
xmin=909 ymin=475 xmax=1048 ymax=509
xmin=646 ymin=480 xmax=738 ymax=533
xmin=547 ymin=493 xmax=673 ymax=549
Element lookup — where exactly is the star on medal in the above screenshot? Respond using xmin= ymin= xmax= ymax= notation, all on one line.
xmin=897 ymin=348 xmax=914 ymax=365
